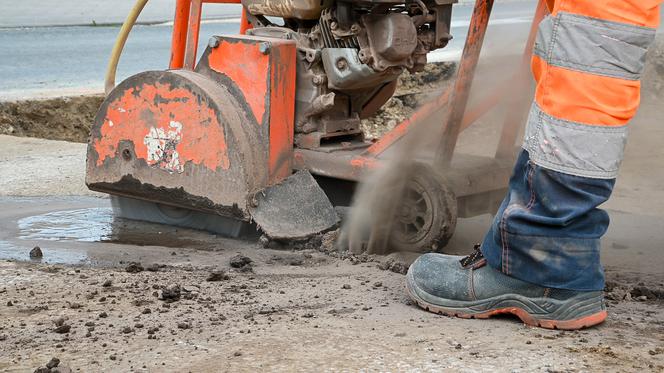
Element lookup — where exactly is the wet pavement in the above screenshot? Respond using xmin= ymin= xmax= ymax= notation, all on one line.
xmin=0 ymin=196 xmax=256 ymax=267
xmin=1 ymin=195 xmax=662 ymax=287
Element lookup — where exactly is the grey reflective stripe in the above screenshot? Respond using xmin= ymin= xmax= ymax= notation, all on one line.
xmin=522 ymin=103 xmax=627 ymax=179
xmin=533 ymin=12 xmax=656 ymax=80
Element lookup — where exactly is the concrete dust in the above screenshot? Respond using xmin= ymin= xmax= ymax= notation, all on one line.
xmin=346 ymin=50 xmax=532 ymax=256
xmin=643 ymin=35 xmax=664 ymax=96
xmin=0 ymin=135 xmax=96 ymax=197
xmin=343 ymin=116 xmax=434 ymax=255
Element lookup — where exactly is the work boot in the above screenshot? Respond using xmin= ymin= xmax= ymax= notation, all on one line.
xmin=405 ymin=247 xmax=607 ymax=330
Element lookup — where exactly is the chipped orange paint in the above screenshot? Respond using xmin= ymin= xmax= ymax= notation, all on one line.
xmin=169 ymin=0 xmax=191 ymax=69
xmin=350 ymin=157 xmax=378 ymax=170
xmin=208 ymin=40 xmax=269 ymax=124
xmin=207 ymin=36 xmax=296 ymax=182
xmin=93 ymin=82 xmax=230 ymax=171
xmin=266 ymin=41 xmax=296 ymax=182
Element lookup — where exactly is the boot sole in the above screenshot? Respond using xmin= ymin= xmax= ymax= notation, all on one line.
xmin=406 ymin=271 xmax=607 ymax=330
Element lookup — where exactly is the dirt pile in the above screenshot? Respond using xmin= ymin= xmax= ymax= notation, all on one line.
xmin=0 ymin=95 xmax=103 ymax=143
xmin=605 ymin=276 xmax=664 ymax=302
xmin=361 ymin=62 xmax=455 ymax=139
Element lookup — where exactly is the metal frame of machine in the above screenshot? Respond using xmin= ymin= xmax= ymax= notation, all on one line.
xmin=164 ymin=0 xmax=546 ymax=215
xmin=88 ymin=0 xmax=548 ymax=250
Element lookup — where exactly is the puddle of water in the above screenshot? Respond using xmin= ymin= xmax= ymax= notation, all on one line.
xmin=18 ymin=207 xmax=114 ymax=242
xmin=17 ymin=207 xmax=221 ymax=249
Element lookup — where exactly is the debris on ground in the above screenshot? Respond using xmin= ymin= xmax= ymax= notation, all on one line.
xmin=45 ymin=358 xmax=60 ymax=369
xmin=378 ymin=252 xmax=420 ymax=275
xmin=320 ymin=229 xmax=340 ymax=253
xmin=229 ymin=255 xmax=252 ymax=269
xmin=0 ymin=256 xmax=661 ymax=371
xmin=125 ymin=262 xmax=144 ymax=273
xmin=605 ymin=280 xmax=664 ymax=301
xmin=146 ymin=263 xmax=166 ymax=272
xmin=53 ymin=324 xmax=71 ymax=334
xmin=29 ymin=246 xmax=43 ymax=259
xmin=206 ymin=270 xmax=230 ymax=282
xmin=33 ymin=357 xmax=72 ymax=373
xmin=158 ymin=284 xmax=181 ymax=302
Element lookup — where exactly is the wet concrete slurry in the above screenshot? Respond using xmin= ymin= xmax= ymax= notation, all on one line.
xmin=0 ymin=196 xmax=255 ymax=267
xmin=1 ymin=196 xmax=663 ymax=371
xmin=0 ymin=195 xmax=662 ymax=286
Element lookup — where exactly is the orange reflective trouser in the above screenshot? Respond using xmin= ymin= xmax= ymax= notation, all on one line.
xmin=527 ymin=0 xmax=660 ymax=177
xmin=480 ymin=1 xmax=661 ymax=290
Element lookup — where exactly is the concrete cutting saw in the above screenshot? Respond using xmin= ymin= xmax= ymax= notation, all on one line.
xmin=86 ymin=0 xmax=546 ymax=251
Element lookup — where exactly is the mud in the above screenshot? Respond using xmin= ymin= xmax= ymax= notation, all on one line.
xmin=0 ymin=95 xmax=104 ymax=143
xmin=15 ymin=205 xmax=221 ymax=250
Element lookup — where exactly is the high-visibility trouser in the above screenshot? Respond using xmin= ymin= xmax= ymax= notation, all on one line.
xmin=480 ymin=0 xmax=661 ymax=291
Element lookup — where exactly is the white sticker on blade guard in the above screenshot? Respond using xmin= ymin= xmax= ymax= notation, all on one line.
xmin=144 ymin=121 xmax=184 ymax=173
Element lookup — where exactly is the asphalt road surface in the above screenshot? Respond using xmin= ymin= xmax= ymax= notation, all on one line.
xmin=0 ymin=1 xmax=538 ymax=100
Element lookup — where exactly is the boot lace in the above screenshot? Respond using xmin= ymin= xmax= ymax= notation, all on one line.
xmin=459 ymin=244 xmax=484 ymax=268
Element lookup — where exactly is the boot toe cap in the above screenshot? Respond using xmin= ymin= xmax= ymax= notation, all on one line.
xmin=407 ymin=253 xmax=470 ymax=302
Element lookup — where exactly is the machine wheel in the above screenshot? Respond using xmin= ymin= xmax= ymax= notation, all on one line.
xmin=389 ymin=163 xmax=457 ymax=253
xmin=110 ymin=196 xmax=252 ymax=238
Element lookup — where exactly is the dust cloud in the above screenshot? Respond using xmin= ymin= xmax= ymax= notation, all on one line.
xmin=341 ymin=7 xmax=538 ymax=255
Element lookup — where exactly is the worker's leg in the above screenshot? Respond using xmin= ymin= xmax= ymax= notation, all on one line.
xmin=481 ymin=0 xmax=660 ymax=290
xmin=406 ymin=0 xmax=661 ymax=328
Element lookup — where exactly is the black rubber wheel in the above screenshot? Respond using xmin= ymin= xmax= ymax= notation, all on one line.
xmin=389 ymin=163 xmax=457 ymax=253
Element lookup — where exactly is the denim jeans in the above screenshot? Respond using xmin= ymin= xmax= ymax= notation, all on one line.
xmin=480 ymin=149 xmax=615 ymax=291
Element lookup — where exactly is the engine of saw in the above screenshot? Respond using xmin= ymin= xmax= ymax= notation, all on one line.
xmin=244 ymin=0 xmax=455 ymax=146
xmin=86 ymin=0 xmax=457 ymax=241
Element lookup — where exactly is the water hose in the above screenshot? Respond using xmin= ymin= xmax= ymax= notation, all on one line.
xmin=104 ymin=0 xmax=149 ymax=95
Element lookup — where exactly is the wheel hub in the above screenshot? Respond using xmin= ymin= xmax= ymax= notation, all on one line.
xmin=395 ymin=180 xmax=434 ymax=244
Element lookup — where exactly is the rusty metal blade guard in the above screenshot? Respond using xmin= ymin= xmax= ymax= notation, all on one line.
xmin=86 ymin=35 xmax=339 ymax=239
xmin=86 ymin=69 xmax=266 ymax=220
xmin=249 ymin=170 xmax=339 ymax=240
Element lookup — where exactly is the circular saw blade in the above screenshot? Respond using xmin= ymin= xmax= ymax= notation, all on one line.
xmin=110 ymin=196 xmax=253 ymax=238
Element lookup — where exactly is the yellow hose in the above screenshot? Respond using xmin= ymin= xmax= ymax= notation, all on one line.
xmin=104 ymin=0 xmax=150 ymax=95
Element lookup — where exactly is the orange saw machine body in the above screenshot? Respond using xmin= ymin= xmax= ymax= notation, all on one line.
xmin=86 ymin=0 xmax=548 ymax=251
